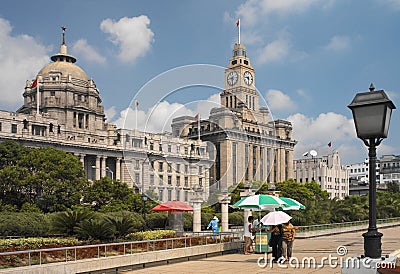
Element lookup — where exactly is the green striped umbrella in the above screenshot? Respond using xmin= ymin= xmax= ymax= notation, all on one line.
xmin=278 ymin=197 xmax=306 ymax=210
xmin=232 ymin=194 xmax=287 ymax=210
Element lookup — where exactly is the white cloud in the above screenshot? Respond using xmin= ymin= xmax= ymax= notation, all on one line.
xmin=257 ymin=38 xmax=290 ymax=64
xmin=100 ymin=15 xmax=154 ymax=63
xmin=0 ymin=18 xmax=49 ymax=109
xmin=105 ymin=106 xmax=116 ymax=121
xmin=324 ymin=35 xmax=351 ymax=52
xmin=236 ymin=0 xmax=321 ymax=27
xmin=265 ymin=89 xmax=296 ymax=111
xmin=72 ymin=39 xmax=106 ymax=64
xmin=287 ymin=112 xmax=361 ymax=163
xmin=111 ymin=93 xmax=222 ymax=133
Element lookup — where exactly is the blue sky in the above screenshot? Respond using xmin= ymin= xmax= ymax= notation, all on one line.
xmin=0 ymin=0 xmax=399 ymax=164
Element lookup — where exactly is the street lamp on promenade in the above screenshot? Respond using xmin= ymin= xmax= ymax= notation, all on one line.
xmin=348 ymin=84 xmax=396 ymax=258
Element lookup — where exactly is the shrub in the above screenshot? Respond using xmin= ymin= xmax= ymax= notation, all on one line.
xmin=0 ymin=237 xmax=81 ymax=251
xmin=125 ymin=230 xmax=176 ymax=241
xmin=145 ymin=212 xmax=168 ymax=229
xmin=228 ymin=211 xmax=244 ymax=226
xmin=0 ymin=212 xmax=49 ymax=237
xmin=183 ymin=212 xmax=193 ymax=231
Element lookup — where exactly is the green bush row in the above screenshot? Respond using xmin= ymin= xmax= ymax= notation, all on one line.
xmin=125 ymin=230 xmax=176 ymax=241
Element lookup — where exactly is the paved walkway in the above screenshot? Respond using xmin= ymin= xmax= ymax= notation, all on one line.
xmin=126 ymin=226 xmax=400 ymax=274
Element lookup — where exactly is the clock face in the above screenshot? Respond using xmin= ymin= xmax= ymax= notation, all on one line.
xmin=227 ymin=71 xmax=238 ymax=86
xmin=244 ymin=71 xmax=253 ymax=85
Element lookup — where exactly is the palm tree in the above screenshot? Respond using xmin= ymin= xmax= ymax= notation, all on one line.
xmin=106 ymin=216 xmax=135 ymax=238
xmin=74 ymin=218 xmax=115 ymax=241
xmin=50 ymin=208 xmax=95 ymax=236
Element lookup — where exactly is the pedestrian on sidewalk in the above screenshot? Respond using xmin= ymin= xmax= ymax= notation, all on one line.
xmin=282 ymin=220 xmax=296 ymax=260
xmin=269 ymin=224 xmax=283 ymax=262
xmin=207 ymin=216 xmax=219 ymax=239
xmin=244 ymin=216 xmax=254 ymax=255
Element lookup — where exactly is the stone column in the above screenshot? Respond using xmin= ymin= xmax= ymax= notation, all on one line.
xmin=191 ymin=189 xmax=204 ymax=232
xmin=101 ymin=157 xmax=107 ymax=178
xmin=116 ymin=158 xmax=121 ymax=181
xmin=218 ymin=190 xmax=231 ymax=232
xmin=95 ymin=156 xmax=101 ymax=180
xmin=240 ymin=185 xmax=255 ymax=227
xmin=79 ymin=154 xmax=85 ymax=165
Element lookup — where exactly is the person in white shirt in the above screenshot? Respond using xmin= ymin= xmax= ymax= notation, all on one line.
xmin=244 ymin=216 xmax=254 ymax=255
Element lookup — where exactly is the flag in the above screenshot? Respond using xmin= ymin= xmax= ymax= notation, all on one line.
xmin=135 ymin=100 xmax=139 ymax=108
xmin=31 ymin=79 xmax=38 ymax=89
xmin=328 ymin=142 xmax=332 ymax=147
xmin=236 ymin=19 xmax=240 ymax=27
xmin=61 ymin=26 xmax=66 ymax=31
xmin=194 ymin=113 xmax=199 ymax=121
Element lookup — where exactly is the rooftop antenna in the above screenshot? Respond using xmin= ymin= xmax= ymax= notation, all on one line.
xmin=310 ymin=150 xmax=318 ymax=158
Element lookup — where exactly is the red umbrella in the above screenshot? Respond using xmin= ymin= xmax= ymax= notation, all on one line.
xmin=151 ymin=200 xmax=193 ymax=213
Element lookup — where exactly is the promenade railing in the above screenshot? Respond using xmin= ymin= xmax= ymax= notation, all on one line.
xmin=0 ymin=231 xmax=241 ymax=269
xmin=297 ymin=217 xmax=400 ymax=233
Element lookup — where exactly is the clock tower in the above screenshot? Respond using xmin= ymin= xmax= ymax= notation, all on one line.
xmin=221 ymin=43 xmax=258 ymax=112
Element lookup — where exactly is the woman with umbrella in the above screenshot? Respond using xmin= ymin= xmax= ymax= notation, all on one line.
xmin=261 ymin=211 xmax=292 ymax=262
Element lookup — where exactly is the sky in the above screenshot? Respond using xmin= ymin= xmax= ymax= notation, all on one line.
xmin=0 ymin=0 xmax=399 ymax=165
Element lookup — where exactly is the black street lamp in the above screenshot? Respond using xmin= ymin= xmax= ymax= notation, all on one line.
xmin=348 ymin=84 xmax=396 ymax=258
xmin=141 ymin=193 xmax=148 ymax=227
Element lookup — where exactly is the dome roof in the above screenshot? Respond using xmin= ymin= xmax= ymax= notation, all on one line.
xmin=37 ymin=27 xmax=90 ymax=81
xmin=38 ymin=61 xmax=89 ymax=81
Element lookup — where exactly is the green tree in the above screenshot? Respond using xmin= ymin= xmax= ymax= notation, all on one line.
xmin=83 ymin=177 xmax=135 ymax=211
xmin=0 ymin=142 xmax=88 ymax=212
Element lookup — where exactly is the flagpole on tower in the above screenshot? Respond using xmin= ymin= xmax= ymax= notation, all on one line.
xmin=236 ymin=19 xmax=241 ymax=44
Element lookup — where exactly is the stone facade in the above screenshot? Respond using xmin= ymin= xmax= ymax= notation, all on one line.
xmin=294 ymin=151 xmax=349 ymax=199
xmin=0 ymin=30 xmax=211 ymax=203
xmin=172 ymin=43 xmax=297 ymax=190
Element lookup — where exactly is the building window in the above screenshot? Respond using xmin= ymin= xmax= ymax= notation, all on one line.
xmin=184 ymin=176 xmax=189 ymax=187
xmin=168 ymin=145 xmax=172 ymax=152
xmin=159 ymin=189 xmax=164 ymax=201
xmin=176 ymin=145 xmax=180 ymax=153
xmin=199 ymin=178 xmax=203 ymax=187
xmin=176 ymin=164 xmax=180 ymax=173
xmin=150 ymin=174 xmax=154 ymax=186
xmin=135 ymin=173 xmax=139 ymax=184
xmin=168 ymin=175 xmax=172 ymax=185
xmin=135 ymin=160 xmax=140 ymax=170
xmin=184 ymin=147 xmax=188 ymax=155
xmin=159 ymin=143 xmax=163 ymax=151
xmin=150 ymin=143 xmax=154 ymax=150
xmin=159 ymin=175 xmax=163 ymax=185
xmin=167 ymin=163 xmax=172 ymax=173
xmin=185 ymin=165 xmax=189 ymax=174
xmin=198 ymin=166 xmax=202 ymax=175
xmin=11 ymin=124 xmax=17 ymax=133
xmin=158 ymin=162 xmax=163 ymax=172
xmin=176 ymin=176 xmax=181 ymax=186
xmin=176 ymin=189 xmax=180 ymax=201
xmin=168 ymin=189 xmax=172 ymax=201
xmin=184 ymin=190 xmax=188 ymax=202
xmin=0 ymin=122 xmax=2 ymax=131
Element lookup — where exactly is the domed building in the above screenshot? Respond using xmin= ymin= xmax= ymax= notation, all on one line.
xmin=0 ymin=28 xmax=211 ymax=204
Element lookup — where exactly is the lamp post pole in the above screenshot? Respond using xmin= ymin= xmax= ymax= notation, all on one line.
xmin=363 ymin=138 xmax=382 ymax=258
xmin=348 ymin=84 xmax=396 ymax=258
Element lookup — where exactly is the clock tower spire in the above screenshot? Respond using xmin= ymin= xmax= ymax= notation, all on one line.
xmin=221 ymin=38 xmax=258 ymax=112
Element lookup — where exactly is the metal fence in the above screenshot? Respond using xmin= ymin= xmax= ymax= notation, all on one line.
xmin=0 ymin=232 xmax=241 ymax=269
xmin=296 ymin=217 xmax=400 ymax=232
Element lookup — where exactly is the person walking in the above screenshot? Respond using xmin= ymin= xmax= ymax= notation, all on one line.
xmin=207 ymin=216 xmax=219 ymax=239
xmin=269 ymin=224 xmax=283 ymax=262
xmin=282 ymin=220 xmax=296 ymax=260
xmin=244 ymin=216 xmax=254 ymax=255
